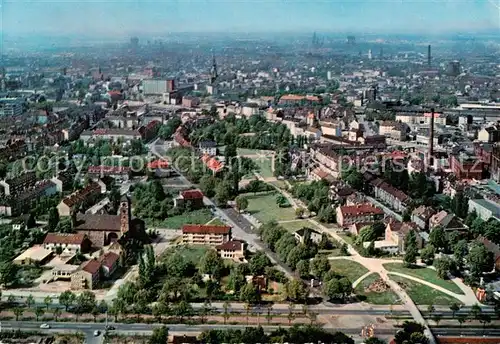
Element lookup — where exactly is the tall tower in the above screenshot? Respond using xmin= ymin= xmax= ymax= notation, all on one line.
xmin=119 ymin=195 xmax=131 ymax=235
xmin=428 ymin=108 xmax=435 ymax=172
xmin=427 ymin=45 xmax=431 ymax=67
xmin=210 ymin=55 xmax=218 ymax=85
xmin=368 ymin=49 xmax=372 ymax=60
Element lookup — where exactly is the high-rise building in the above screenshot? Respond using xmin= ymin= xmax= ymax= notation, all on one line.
xmin=447 ymin=61 xmax=461 ymax=77
xmin=327 ymin=71 xmax=332 ymax=80
xmin=427 ymin=45 xmax=431 ymax=67
xmin=143 ymin=79 xmax=171 ymax=95
xmin=210 ymin=56 xmax=218 ymax=85
xmin=130 ymin=37 xmax=139 ymax=51
xmin=368 ymin=49 xmax=372 ymax=60
xmin=347 ymin=36 xmax=356 ymax=44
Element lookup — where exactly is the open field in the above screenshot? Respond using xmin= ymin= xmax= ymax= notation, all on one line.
xmin=329 ymin=259 xmax=369 ymax=283
xmin=160 ymin=245 xmax=209 ymax=266
xmin=279 ymin=220 xmax=317 ymax=233
xmin=243 ymin=192 xmax=296 ymax=223
xmin=383 ymin=263 xmax=464 ymax=295
xmin=389 ymin=275 xmax=463 ymax=306
xmin=206 ymin=217 xmax=226 ymax=226
xmin=354 ymin=273 xmax=401 ymax=305
xmin=146 ymin=208 xmax=213 ymax=229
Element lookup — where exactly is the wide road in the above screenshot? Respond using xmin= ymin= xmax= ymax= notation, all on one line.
xmin=3 ymin=320 xmax=500 ymax=339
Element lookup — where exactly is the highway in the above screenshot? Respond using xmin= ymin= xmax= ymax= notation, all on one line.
xmin=3 ymin=320 xmax=500 ymax=339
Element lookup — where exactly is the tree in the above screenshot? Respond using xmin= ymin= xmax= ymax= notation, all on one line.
xmin=457 ymin=313 xmax=467 ymax=328
xmin=35 ymin=307 xmax=45 ymax=321
xmin=403 ymin=231 xmax=418 ymax=267
xmin=479 ymin=313 xmax=491 ymax=331
xmin=429 ymin=227 xmax=447 ymax=251
xmin=26 ymin=295 xmax=35 ymax=309
xmin=249 ymin=251 xmax=272 ymax=275
xmin=295 ymin=207 xmax=305 ymax=219
xmin=434 ymin=257 xmax=453 ymax=279
xmin=172 ymin=300 xmax=194 ymax=322
xmin=227 ymin=268 xmax=246 ymax=293
xmin=91 ymin=306 xmax=100 ymax=322
xmin=467 ymin=242 xmax=494 ymax=278
xmin=43 ymin=296 xmax=52 ymax=310
xmin=317 ymin=206 xmax=336 ymax=223
xmin=222 ymin=301 xmax=231 ymax=325
xmin=340 ymin=243 xmax=349 ymax=256
xmin=214 ymin=180 xmax=233 ymax=207
xmin=469 ymin=303 xmax=482 ymax=321
xmin=296 ymin=260 xmax=310 ymax=278
xmin=235 ymin=196 xmax=249 ymax=213
xmin=239 ymin=283 xmax=261 ymax=304
xmin=76 ymin=290 xmax=96 ymax=313
xmin=420 ymin=245 xmax=436 ymax=265
xmin=13 ymin=307 xmax=24 ymax=321
xmin=364 ymin=338 xmax=386 ymax=344
xmin=53 ymin=307 xmax=61 ymax=322
xmin=453 ymin=239 xmax=468 ymax=268
xmin=307 ymin=310 xmax=318 ymax=325
xmin=0 ymin=262 xmax=18 ymax=287
xmin=427 ymin=304 xmax=435 ymax=314
xmin=200 ymin=300 xmax=213 ymax=324
xmin=450 ymin=303 xmax=460 ymax=319
xmin=432 ymin=313 xmax=442 ymax=326
xmin=284 ymin=279 xmax=308 ymax=303
xmin=200 ymin=249 xmax=224 ymax=280
xmin=287 ymin=303 xmax=295 ymax=325
xmin=199 ymin=175 xmax=218 ymax=198
xmin=47 ymin=207 xmax=60 ymax=231
xmin=149 ymin=326 xmax=169 ymax=344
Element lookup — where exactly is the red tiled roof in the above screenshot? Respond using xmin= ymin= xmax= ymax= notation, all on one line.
xmin=82 ymin=259 xmax=101 ymax=275
xmin=216 ymin=240 xmax=243 ymax=251
xmin=181 ymin=189 xmax=204 ymax=200
xmin=182 ymin=224 xmax=231 ymax=235
xmin=147 ymin=159 xmax=169 ymax=169
xmin=98 ymin=251 xmax=120 ymax=269
xmin=88 ymin=166 xmax=130 ymax=175
xmin=371 ymin=178 xmax=410 ymax=202
xmin=200 ymin=154 xmax=224 ymax=172
xmin=43 ymin=233 xmax=88 ymax=245
xmin=62 ymin=182 xmax=102 ymax=207
xmin=339 ymin=204 xmax=384 ymax=216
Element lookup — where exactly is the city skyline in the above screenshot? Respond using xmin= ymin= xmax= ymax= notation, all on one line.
xmin=2 ymin=0 xmax=499 ymax=38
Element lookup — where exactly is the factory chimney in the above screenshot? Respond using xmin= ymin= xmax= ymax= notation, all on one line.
xmin=428 ymin=108 xmax=435 ymax=171
xmin=427 ymin=45 xmax=431 ymax=67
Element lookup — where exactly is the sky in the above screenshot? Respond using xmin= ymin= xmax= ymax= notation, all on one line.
xmin=1 ymin=0 xmax=499 ymax=38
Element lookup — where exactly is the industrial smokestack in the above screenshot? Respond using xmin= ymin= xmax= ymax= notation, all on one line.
xmin=427 ymin=45 xmax=431 ymax=67
xmin=428 ymin=108 xmax=435 ymax=171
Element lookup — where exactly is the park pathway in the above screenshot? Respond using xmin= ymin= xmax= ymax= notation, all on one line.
xmin=352 ymin=271 xmax=374 ymax=289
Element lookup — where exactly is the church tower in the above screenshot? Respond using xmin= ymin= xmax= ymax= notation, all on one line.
xmin=210 ymin=55 xmax=218 ymax=85
xmin=119 ymin=195 xmax=131 ymax=235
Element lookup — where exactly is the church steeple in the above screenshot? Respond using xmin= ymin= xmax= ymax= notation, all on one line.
xmin=210 ymin=55 xmax=218 ymax=85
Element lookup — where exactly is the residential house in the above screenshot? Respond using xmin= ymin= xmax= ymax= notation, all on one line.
xmin=346 ymin=192 xmax=366 ymax=206
xmin=371 ymin=179 xmax=410 ymax=213
xmin=98 ymin=251 xmax=120 ymax=277
xmin=385 ymin=220 xmax=423 ymax=254
xmin=294 ymin=227 xmax=322 ymax=244
xmin=200 ymin=154 xmax=224 ymax=174
xmin=70 ymin=259 xmax=101 ymax=290
xmin=43 ymin=233 xmax=92 ymax=254
xmin=198 ymin=141 xmax=217 ymax=156
xmin=477 ymin=236 xmax=500 ymax=271
xmin=378 ymin=121 xmax=399 ymax=136
xmin=216 ymin=240 xmax=245 ymax=262
xmin=478 ymin=126 xmax=500 ymax=143
xmin=411 ymin=206 xmax=437 ymax=230
xmin=174 ymin=189 xmax=204 ymax=209
xmin=336 ymin=204 xmax=384 ymax=227
xmin=57 ymin=181 xmax=105 ymax=216
xmin=182 ymin=224 xmax=231 ymax=246
xmin=429 ymin=210 xmax=467 ymax=231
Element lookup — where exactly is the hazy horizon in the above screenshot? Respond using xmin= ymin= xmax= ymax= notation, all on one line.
xmin=2 ymin=0 xmax=499 ymax=39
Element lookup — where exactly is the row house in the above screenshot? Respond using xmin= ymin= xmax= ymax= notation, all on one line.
xmin=43 ymin=233 xmax=92 ymax=254
xmin=0 ymin=171 xmax=37 ymax=196
xmin=138 ymin=120 xmax=161 ymax=142
xmin=411 ymin=205 xmax=436 ymax=230
xmin=80 ymin=129 xmax=142 ymax=145
xmin=0 ymin=139 xmax=28 ymax=161
xmin=336 ymin=204 xmax=384 ymax=227
xmin=395 ymin=111 xmax=446 ymax=126
xmin=311 ymin=144 xmax=342 ymax=179
xmin=57 ymin=181 xmax=105 ymax=216
xmin=371 ymin=178 xmax=410 ymax=213
xmin=87 ymin=166 xmax=131 ymax=181
xmin=182 ymin=224 xmax=232 ymax=246
xmin=1 ymin=180 xmax=59 ymax=217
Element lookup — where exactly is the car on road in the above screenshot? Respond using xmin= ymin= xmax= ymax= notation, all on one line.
xmin=105 ymin=325 xmax=115 ymax=330
xmin=40 ymin=324 xmax=50 ymax=329
xmin=94 ymin=330 xmax=100 ymax=336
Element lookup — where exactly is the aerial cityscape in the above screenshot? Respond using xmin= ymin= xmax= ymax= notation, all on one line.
xmin=0 ymin=0 xmax=500 ymax=343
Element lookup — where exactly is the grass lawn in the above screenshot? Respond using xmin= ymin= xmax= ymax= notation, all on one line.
xmin=253 ymin=157 xmax=274 ymax=178
xmin=237 ymin=148 xmax=273 ymax=156
xmin=389 ymin=275 xmax=463 ymax=306
xmin=338 ymin=233 xmax=355 ymax=246
xmin=147 ymin=208 xmax=213 ymax=229
xmin=383 ymin=263 xmax=464 ymax=295
xmin=329 ymin=259 xmax=369 ymax=283
xmin=354 ymin=273 xmax=401 ymax=305
xmin=280 ymin=220 xmax=317 ymax=233
xmin=206 ymin=217 xmax=226 ymax=226
xmin=161 ymin=245 xmax=209 ymax=267
xmin=243 ymin=192 xmax=296 ymax=223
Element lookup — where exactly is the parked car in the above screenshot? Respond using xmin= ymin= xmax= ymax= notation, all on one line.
xmin=40 ymin=324 xmax=50 ymax=329
xmin=94 ymin=330 xmax=100 ymax=336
